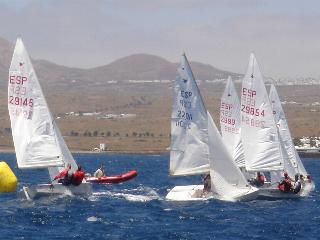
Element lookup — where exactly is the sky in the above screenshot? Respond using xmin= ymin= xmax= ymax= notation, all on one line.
xmin=1 ymin=0 xmax=320 ymax=78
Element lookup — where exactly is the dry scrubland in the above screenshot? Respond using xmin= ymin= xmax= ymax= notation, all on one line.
xmin=0 ymin=82 xmax=319 ymax=153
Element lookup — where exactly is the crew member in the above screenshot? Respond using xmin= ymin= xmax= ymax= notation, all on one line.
xmin=52 ymin=163 xmax=72 ymax=186
xmin=203 ymin=174 xmax=211 ymax=192
xmin=278 ymin=172 xmax=292 ymax=193
xmin=249 ymin=172 xmax=265 ymax=187
xmin=93 ymin=164 xmax=105 ymax=177
xmin=292 ymin=174 xmax=302 ymax=194
xmin=71 ymin=165 xmax=85 ymax=186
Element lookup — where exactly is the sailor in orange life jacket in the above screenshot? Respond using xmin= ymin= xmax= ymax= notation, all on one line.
xmin=71 ymin=165 xmax=85 ymax=186
xmin=51 ymin=164 xmax=85 ymax=187
xmin=51 ymin=163 xmax=72 ymax=186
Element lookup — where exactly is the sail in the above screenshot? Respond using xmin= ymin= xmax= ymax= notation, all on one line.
xmin=269 ymin=84 xmax=307 ymax=175
xmin=240 ymin=54 xmax=283 ymax=172
xmin=220 ymin=76 xmax=245 ymax=167
xmin=8 ymin=38 xmax=64 ymax=169
xmin=170 ymin=54 xmax=210 ymax=176
xmin=207 ymin=112 xmax=253 ymax=199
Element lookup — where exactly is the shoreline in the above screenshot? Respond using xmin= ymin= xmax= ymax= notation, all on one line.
xmin=1 ymin=148 xmax=319 ymax=157
xmin=0 ymin=148 xmax=169 ymax=155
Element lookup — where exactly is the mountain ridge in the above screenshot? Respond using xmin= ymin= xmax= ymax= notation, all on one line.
xmin=0 ymin=37 xmax=241 ymax=87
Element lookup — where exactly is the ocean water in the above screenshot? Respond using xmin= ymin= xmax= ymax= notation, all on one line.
xmin=0 ymin=153 xmax=319 ymax=240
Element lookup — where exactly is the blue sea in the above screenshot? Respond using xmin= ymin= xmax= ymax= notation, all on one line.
xmin=0 ymin=153 xmax=319 ymax=240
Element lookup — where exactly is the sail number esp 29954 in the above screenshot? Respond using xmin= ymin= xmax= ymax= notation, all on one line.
xmin=241 ymin=88 xmax=265 ymax=128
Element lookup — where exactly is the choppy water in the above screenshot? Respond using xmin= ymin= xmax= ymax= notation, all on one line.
xmin=0 ymin=153 xmax=319 ymax=239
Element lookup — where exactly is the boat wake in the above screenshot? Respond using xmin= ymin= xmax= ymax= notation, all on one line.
xmin=91 ymin=186 xmax=161 ymax=202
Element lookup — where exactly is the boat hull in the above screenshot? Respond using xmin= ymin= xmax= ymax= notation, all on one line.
xmin=257 ymin=187 xmax=301 ymax=200
xmin=20 ymin=182 xmax=92 ymax=200
xmin=166 ymin=185 xmax=259 ymax=202
xmin=85 ymin=170 xmax=137 ymax=184
xmin=256 ymin=181 xmax=314 ymax=199
xmin=300 ymin=181 xmax=315 ymax=196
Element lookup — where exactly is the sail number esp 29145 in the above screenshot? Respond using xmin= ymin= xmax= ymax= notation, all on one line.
xmin=8 ymin=75 xmax=34 ymax=118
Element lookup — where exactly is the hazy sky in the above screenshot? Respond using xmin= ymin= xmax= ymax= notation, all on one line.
xmin=1 ymin=0 xmax=320 ymax=77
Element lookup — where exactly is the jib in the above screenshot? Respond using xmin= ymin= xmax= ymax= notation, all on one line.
xmin=181 ymin=91 xmax=192 ymax=99
xmin=9 ymin=75 xmax=28 ymax=85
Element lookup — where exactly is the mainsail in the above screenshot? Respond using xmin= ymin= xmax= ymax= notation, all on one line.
xmin=8 ymin=38 xmax=64 ymax=169
xmin=269 ymin=84 xmax=307 ymax=175
xmin=240 ymin=54 xmax=283 ymax=172
xmin=170 ymin=54 xmax=209 ymax=176
xmin=220 ymin=76 xmax=245 ymax=167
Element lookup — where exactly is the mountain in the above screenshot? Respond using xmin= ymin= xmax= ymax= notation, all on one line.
xmin=87 ymin=54 xmax=241 ymax=81
xmin=0 ymin=37 xmax=241 ymax=87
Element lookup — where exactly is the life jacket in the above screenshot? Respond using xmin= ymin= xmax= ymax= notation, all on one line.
xmin=278 ymin=183 xmax=285 ymax=192
xmin=71 ymin=170 xmax=85 ymax=186
xmin=54 ymin=168 xmax=69 ymax=181
xmin=258 ymin=175 xmax=265 ymax=185
xmin=278 ymin=180 xmax=291 ymax=193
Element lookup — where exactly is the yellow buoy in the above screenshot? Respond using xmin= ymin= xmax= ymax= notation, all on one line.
xmin=0 ymin=161 xmax=17 ymax=192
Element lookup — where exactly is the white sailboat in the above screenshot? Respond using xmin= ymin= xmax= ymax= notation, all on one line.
xmin=8 ymin=38 xmax=91 ymax=200
xmin=220 ymin=76 xmax=245 ymax=168
xmin=166 ymin=54 xmax=258 ymax=201
xmin=240 ymin=53 xmax=301 ymax=199
xmin=269 ymin=84 xmax=315 ymax=195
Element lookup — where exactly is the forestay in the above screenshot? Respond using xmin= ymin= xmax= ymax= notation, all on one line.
xmin=240 ymin=54 xmax=283 ymax=172
xmin=207 ymin=112 xmax=252 ymax=199
xmin=8 ymin=38 xmax=64 ymax=169
xmin=269 ymin=84 xmax=307 ymax=175
xmin=48 ymin=121 xmax=79 ymax=179
xmin=170 ymin=54 xmax=210 ymax=176
xmin=220 ymin=76 xmax=245 ymax=167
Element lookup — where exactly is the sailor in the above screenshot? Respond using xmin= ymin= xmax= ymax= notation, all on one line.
xmin=292 ymin=174 xmax=302 ymax=194
xmin=71 ymin=165 xmax=85 ymax=186
xmin=306 ymin=174 xmax=312 ymax=183
xmin=256 ymin=172 xmax=265 ymax=186
xmin=93 ymin=164 xmax=105 ymax=177
xmin=248 ymin=172 xmax=265 ymax=187
xmin=52 ymin=163 xmax=72 ymax=186
xmin=203 ymin=174 xmax=211 ymax=192
xmin=278 ymin=172 xmax=292 ymax=193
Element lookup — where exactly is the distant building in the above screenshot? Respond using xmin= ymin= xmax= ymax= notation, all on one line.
xmin=100 ymin=143 xmax=107 ymax=151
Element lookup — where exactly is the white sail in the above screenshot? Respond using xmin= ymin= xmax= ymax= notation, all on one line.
xmin=8 ymin=38 xmax=65 ymax=169
xmin=207 ymin=111 xmax=253 ymax=199
xmin=269 ymin=84 xmax=307 ymax=176
xmin=220 ymin=76 xmax=245 ymax=167
xmin=240 ymin=54 xmax=283 ymax=172
xmin=170 ymin=54 xmax=209 ymax=176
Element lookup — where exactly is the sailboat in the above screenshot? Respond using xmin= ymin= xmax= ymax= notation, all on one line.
xmin=8 ymin=38 xmax=92 ymax=200
xmin=166 ymin=54 xmax=258 ymax=201
xmin=269 ymin=84 xmax=315 ymax=195
xmin=240 ymin=53 xmax=302 ymax=199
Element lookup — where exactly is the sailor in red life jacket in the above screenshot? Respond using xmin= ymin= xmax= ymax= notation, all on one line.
xmin=51 ymin=163 xmax=72 ymax=186
xmin=278 ymin=172 xmax=293 ymax=193
xmin=249 ymin=172 xmax=265 ymax=187
xmin=71 ymin=165 xmax=85 ymax=186
xmin=256 ymin=172 xmax=265 ymax=186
